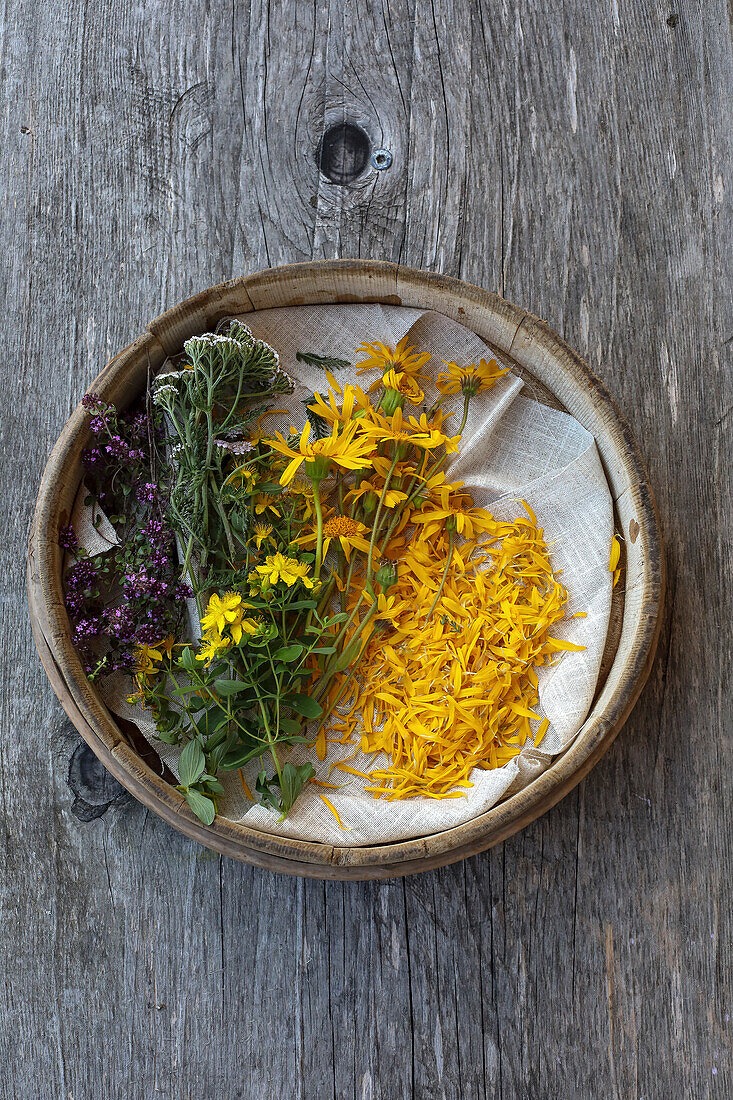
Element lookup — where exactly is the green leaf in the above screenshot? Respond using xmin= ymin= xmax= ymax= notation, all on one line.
xmin=255 ymin=762 xmax=315 ymax=818
xmin=213 ymin=679 xmax=250 ymax=696
xmin=178 ymin=646 xmax=197 ymax=672
xmin=283 ymin=693 xmax=323 ymax=719
xmin=221 ymin=744 xmax=267 ymax=770
xmin=284 ymin=599 xmax=318 ymax=610
xmin=296 ymin=351 xmax=350 ymax=370
xmin=277 ymin=717 xmax=302 ymax=736
xmin=255 ymin=770 xmax=282 ymax=814
xmin=183 ymin=788 xmax=216 ymax=825
xmin=309 ymin=645 xmax=337 ymax=655
xmin=273 ymin=644 xmax=304 ymax=662
xmin=196 ymin=705 xmax=230 ymax=740
xmin=279 ymin=762 xmax=315 ymax=815
xmin=178 ymin=740 xmax=205 ymax=787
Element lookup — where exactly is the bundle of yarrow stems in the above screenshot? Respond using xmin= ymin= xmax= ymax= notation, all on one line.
xmin=67 ymin=322 xmax=585 ymax=826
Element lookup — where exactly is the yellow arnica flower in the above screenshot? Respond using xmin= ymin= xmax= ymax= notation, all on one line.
xmin=355 ymin=335 xmax=430 ymax=378
xmin=251 ymin=521 xmax=274 ymax=550
xmin=377 ymin=369 xmax=425 ymax=407
xmin=412 ymin=493 xmax=497 ymax=540
xmin=301 ymin=515 xmax=372 ymax=562
xmin=436 ymin=357 xmax=509 ymax=396
xmin=308 ymin=374 xmax=371 ymax=425
xmin=256 ymin=552 xmax=315 ymax=588
xmin=360 ymin=407 xmax=458 ymax=453
xmin=267 ymin=420 xmax=375 ymax=486
xmin=201 ymin=592 xmax=244 ymax=636
xmin=347 ymin=478 xmax=408 ymax=510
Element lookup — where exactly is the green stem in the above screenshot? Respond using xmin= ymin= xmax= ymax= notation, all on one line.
xmin=424 ymin=528 xmax=455 ymax=623
xmin=366 ymin=454 xmax=398 ymax=591
xmin=312 ymin=479 xmax=325 ymax=579
xmin=457 ymin=394 xmax=471 ymax=437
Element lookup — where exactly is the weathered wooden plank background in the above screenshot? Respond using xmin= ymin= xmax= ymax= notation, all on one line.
xmin=1 ymin=1 xmax=730 ymax=1097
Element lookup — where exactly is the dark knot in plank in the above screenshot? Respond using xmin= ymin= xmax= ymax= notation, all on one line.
xmin=67 ymin=744 xmax=128 ymax=821
xmin=316 ymin=122 xmax=371 ymax=185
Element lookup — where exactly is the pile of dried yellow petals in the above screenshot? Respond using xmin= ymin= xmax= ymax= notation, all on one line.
xmin=323 ymin=503 xmax=585 ymax=799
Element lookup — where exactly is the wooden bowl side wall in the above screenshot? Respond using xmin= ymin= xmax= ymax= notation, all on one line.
xmin=28 ymin=261 xmax=664 ymax=879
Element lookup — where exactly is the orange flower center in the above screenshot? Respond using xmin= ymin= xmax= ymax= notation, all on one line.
xmin=323 ymin=516 xmax=363 ymax=538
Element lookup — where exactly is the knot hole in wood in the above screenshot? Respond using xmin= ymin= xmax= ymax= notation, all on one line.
xmin=316 ymin=122 xmax=371 ymax=185
xmin=67 ymin=744 xmax=128 ymax=821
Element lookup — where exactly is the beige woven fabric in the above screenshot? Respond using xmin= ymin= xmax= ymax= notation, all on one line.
xmin=88 ymin=304 xmax=614 ymax=845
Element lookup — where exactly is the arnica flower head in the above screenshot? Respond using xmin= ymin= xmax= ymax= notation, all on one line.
xmin=378 ymin=370 xmax=425 ymax=415
xmin=300 ymin=515 xmax=371 ymax=562
xmin=347 ymin=478 xmax=407 ymax=511
xmin=355 ymin=336 xmax=431 ymax=379
xmin=267 ymin=419 xmax=375 ymax=486
xmin=308 ymin=374 xmax=371 ymax=426
xmin=360 ymin=407 xmax=458 ymax=453
xmin=436 ymin=357 xmax=509 ymax=397
xmin=412 ymin=493 xmax=497 ymax=541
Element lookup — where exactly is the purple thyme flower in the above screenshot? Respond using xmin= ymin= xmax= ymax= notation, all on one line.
xmin=136 ymin=482 xmax=158 ymax=504
xmin=82 ymin=447 xmax=105 ymax=469
xmin=72 ymin=616 xmax=102 ymax=643
xmin=58 ymin=524 xmax=78 ymax=552
xmin=105 ymin=436 xmax=129 ymax=460
xmin=66 ymin=560 xmax=98 ymax=594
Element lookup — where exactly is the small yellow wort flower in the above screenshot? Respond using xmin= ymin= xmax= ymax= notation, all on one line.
xmin=196 ymin=631 xmax=230 ymax=665
xmin=302 ymin=515 xmax=371 ymax=562
xmin=256 ymin=552 xmax=315 ymax=588
xmin=267 ymin=419 xmax=375 ymax=486
xmin=133 ymin=642 xmax=165 ymax=673
xmin=251 ymin=520 xmax=274 ymax=550
xmin=436 ymin=357 xmax=509 ymax=396
xmin=355 ymin=335 xmax=430 ymax=378
xmin=254 ymin=493 xmax=281 ymax=518
xmin=201 ymin=592 xmax=244 ymax=636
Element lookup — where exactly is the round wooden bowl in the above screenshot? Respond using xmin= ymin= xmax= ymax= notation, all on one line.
xmin=28 ymin=261 xmax=664 ymax=879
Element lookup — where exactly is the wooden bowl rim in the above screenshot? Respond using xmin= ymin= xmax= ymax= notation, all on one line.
xmin=27 ymin=260 xmax=664 ymax=879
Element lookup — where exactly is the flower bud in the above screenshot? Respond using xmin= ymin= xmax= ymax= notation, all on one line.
xmin=380 ymin=387 xmax=405 ymax=417
xmin=375 ymin=560 xmax=399 ymax=590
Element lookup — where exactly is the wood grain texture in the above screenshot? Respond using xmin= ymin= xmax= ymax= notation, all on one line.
xmin=2 ymin=0 xmax=730 ymax=1097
